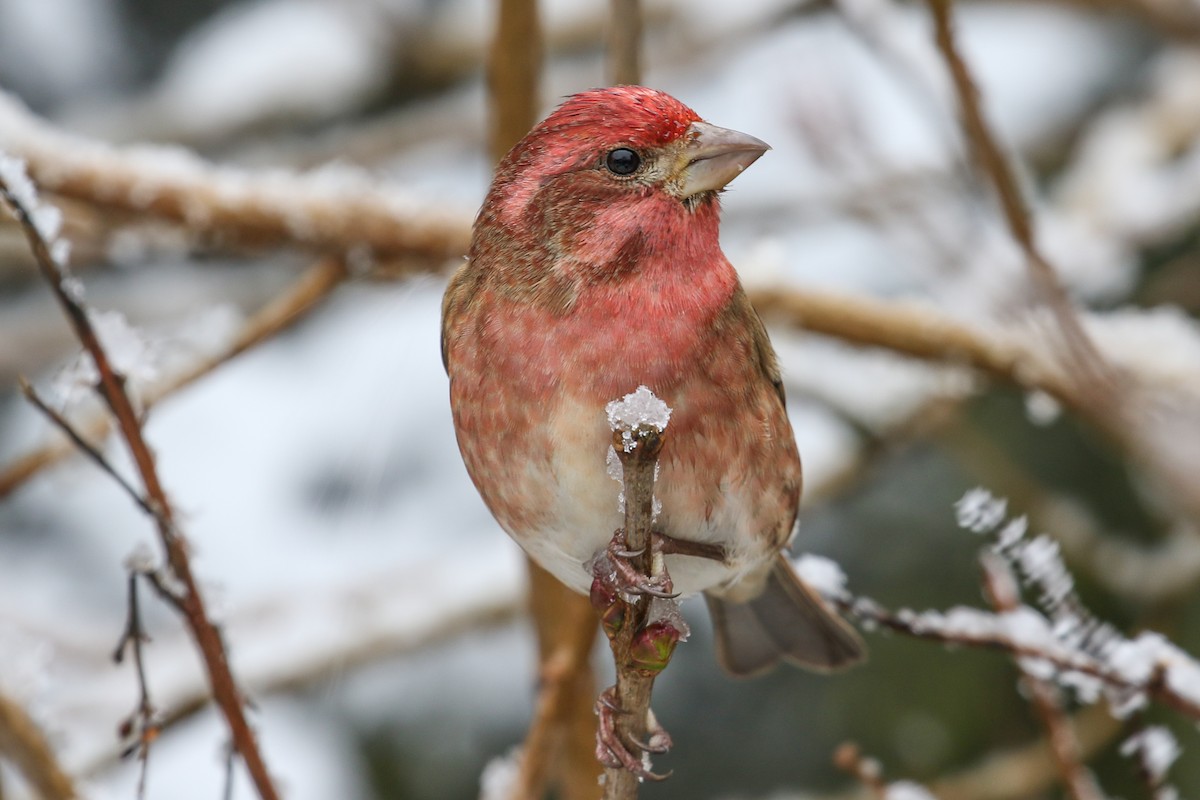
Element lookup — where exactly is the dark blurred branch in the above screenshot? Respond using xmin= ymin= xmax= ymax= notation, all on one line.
xmin=928 ymin=0 xmax=1200 ymax=527
xmin=608 ymin=0 xmax=643 ymax=86
xmin=932 ymin=704 xmax=1120 ymax=800
xmin=488 ymin=0 xmax=543 ymax=167
xmin=486 ymin=3 xmax=603 ymax=799
xmin=511 ymin=585 xmax=600 ymax=799
xmin=0 ymin=170 xmax=281 ymax=800
xmin=748 ymin=287 xmax=1075 ymax=400
xmin=113 ymin=572 xmax=161 ymax=796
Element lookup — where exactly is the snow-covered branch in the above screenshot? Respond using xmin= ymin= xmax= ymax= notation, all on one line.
xmin=0 ymin=91 xmax=471 ymax=266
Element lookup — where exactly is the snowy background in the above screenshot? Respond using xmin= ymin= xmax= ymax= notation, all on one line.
xmin=1 ymin=0 xmax=1199 ymax=798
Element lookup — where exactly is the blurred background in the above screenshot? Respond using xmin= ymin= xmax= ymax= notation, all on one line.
xmin=0 ymin=0 xmax=1198 ymax=798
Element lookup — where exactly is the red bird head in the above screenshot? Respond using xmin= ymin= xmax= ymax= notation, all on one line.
xmin=478 ymin=86 xmax=770 ymax=262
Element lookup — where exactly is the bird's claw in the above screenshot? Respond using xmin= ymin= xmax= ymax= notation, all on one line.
xmin=601 ymin=531 xmax=680 ymax=599
xmin=594 ymin=687 xmax=673 ymax=781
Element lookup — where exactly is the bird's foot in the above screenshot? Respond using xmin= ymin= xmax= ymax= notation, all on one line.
xmin=589 ymin=530 xmax=677 ymax=605
xmin=594 ymin=687 xmax=673 ymax=780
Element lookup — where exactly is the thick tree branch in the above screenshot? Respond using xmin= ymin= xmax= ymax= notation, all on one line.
xmin=0 ymin=92 xmax=469 ymax=263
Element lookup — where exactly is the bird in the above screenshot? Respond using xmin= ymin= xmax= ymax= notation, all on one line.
xmin=441 ymin=85 xmax=864 ymax=678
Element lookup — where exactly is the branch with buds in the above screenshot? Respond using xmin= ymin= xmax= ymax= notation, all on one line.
xmin=592 ymin=387 xmax=683 ymax=796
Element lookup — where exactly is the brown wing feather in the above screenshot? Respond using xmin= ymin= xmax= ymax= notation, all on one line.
xmin=440 ymin=261 xmax=476 ymax=374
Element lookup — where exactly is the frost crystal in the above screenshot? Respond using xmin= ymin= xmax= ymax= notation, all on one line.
xmin=1018 ymin=535 xmax=1074 ymax=609
xmin=606 ymin=446 xmax=625 ymax=513
xmin=793 ymin=554 xmax=849 ymax=599
xmin=0 ymin=151 xmax=69 ymax=263
xmin=993 ymin=516 xmax=1028 ymax=553
xmin=954 ymin=488 xmax=1008 ymax=533
xmin=606 ymin=386 xmax=672 ymax=451
xmin=52 ymin=309 xmax=161 ymax=408
xmin=123 ymin=542 xmax=157 ymax=573
xmin=1120 ymin=726 xmax=1181 ymax=783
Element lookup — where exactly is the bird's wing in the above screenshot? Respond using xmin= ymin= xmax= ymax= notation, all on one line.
xmin=440 ymin=261 xmax=475 ymax=374
xmin=733 ymin=285 xmax=787 ymax=408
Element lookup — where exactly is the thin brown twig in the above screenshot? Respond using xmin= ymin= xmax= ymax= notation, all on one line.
xmin=488 ymin=0 xmax=542 ymax=170
xmin=0 ymin=257 xmax=348 ymax=500
xmin=0 ymin=172 xmax=281 ymax=800
xmin=0 ymin=690 xmax=77 ymax=800
xmin=17 ymin=377 xmax=154 ymax=514
xmin=979 ymin=556 xmax=1103 ymax=800
xmin=113 ymin=572 xmax=160 ymax=796
xmin=925 ymin=0 xmax=1118 ymax=407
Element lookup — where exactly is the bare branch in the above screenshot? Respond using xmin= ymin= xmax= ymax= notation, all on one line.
xmin=0 ymin=257 xmax=348 ymax=500
xmin=926 ymin=0 xmax=1117 ymax=405
xmin=0 ymin=690 xmax=77 ymax=800
xmin=113 ymin=572 xmax=160 ymax=797
xmin=0 ymin=162 xmax=281 ymax=800
xmin=598 ymin=390 xmax=678 ymax=797
xmin=510 ymin=594 xmax=601 ymax=800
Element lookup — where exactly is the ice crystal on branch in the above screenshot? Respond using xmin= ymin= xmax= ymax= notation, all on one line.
xmin=606 ymin=385 xmax=671 ymax=452
xmin=51 ymin=309 xmax=161 ymax=409
xmin=954 ymin=487 xmax=1009 ymax=533
xmin=1122 ymin=726 xmax=1182 ymax=800
xmin=794 ymin=553 xmax=850 ymax=600
xmin=0 ymin=150 xmax=69 ymax=266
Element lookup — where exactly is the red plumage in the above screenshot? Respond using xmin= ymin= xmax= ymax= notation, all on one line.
xmin=442 ymin=86 xmax=864 ymax=676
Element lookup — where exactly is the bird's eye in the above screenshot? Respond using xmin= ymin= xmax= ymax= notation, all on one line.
xmin=605 ymin=148 xmax=641 ymax=176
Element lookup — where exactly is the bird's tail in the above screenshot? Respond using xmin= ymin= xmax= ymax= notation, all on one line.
xmin=705 ymin=554 xmax=866 ymax=678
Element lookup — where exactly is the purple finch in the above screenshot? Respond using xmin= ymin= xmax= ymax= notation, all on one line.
xmin=442 ymin=86 xmax=864 ymax=676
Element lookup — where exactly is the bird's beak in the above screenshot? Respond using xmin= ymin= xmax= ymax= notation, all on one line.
xmin=676 ymin=121 xmax=770 ymax=199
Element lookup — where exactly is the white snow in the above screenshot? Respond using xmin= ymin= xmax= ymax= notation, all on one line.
xmin=50 ymin=309 xmax=160 ymax=409
xmin=1120 ymin=726 xmax=1181 ymax=784
xmin=954 ymin=488 xmax=1008 ymax=534
xmin=149 ymin=0 xmax=391 ymax=138
xmin=606 ymin=386 xmax=672 ymax=452
xmin=793 ymin=553 xmax=849 ymax=599
xmin=0 ymin=150 xmax=64 ymax=250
